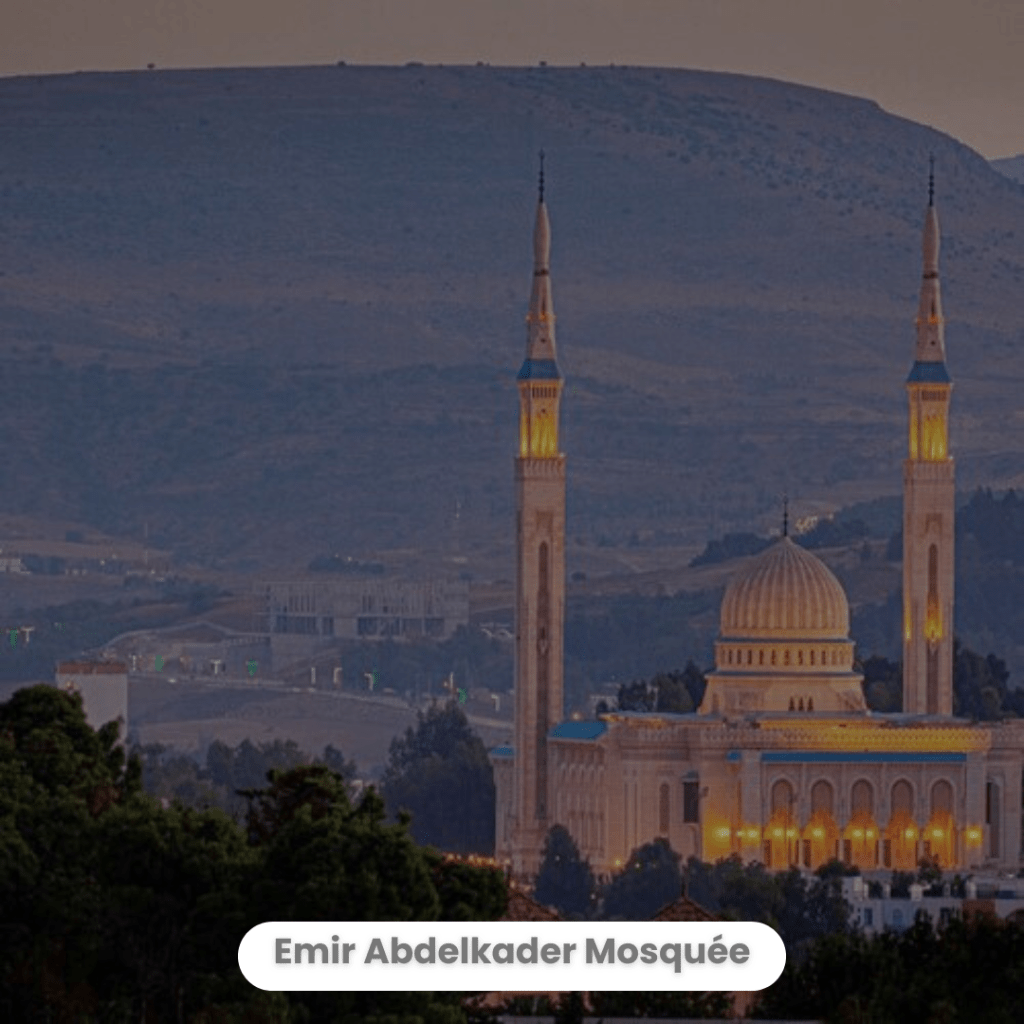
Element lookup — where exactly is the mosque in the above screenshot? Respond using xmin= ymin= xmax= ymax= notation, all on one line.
xmin=491 ymin=166 xmax=1024 ymax=879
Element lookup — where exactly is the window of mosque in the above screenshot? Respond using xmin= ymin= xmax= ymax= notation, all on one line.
xmin=783 ymin=651 xmax=790 ymax=666
xmin=797 ymin=650 xmax=804 ymax=666
xmin=810 ymin=650 xmax=815 ymax=665
xmin=759 ymin=651 xmax=765 ymax=665
xmin=771 ymin=651 xmax=776 ymax=665
xmin=682 ymin=781 xmax=699 ymax=823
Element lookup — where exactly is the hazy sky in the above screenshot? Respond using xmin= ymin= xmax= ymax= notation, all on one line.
xmin=3 ymin=0 xmax=1023 ymax=159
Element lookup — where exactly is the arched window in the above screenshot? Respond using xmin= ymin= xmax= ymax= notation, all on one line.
xmin=811 ymin=780 xmax=834 ymax=816
xmin=931 ymin=780 xmax=953 ymax=816
xmin=772 ymin=779 xmax=794 ymax=815
xmin=892 ymin=780 xmax=913 ymax=816
xmin=852 ymin=780 xmax=874 ymax=817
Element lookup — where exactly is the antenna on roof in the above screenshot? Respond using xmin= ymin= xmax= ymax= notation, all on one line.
xmin=538 ymin=149 xmax=545 ymax=202
xmin=928 ymin=153 xmax=935 ymax=207
xmin=782 ymin=494 xmax=789 ymax=538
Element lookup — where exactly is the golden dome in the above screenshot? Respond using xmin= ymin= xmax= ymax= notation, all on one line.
xmin=719 ymin=536 xmax=850 ymax=640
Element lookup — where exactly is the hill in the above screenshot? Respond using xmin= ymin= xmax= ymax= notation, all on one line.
xmin=1 ymin=65 xmax=1023 ymax=571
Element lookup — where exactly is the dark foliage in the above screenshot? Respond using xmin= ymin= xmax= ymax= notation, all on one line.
xmin=683 ymin=855 xmax=851 ymax=955
xmin=756 ymin=914 xmax=1024 ymax=1023
xmin=382 ymin=700 xmax=496 ymax=854
xmin=0 ymin=684 xmax=506 ymax=1022
xmin=137 ymin=737 xmax=356 ymax=818
xmin=615 ymin=661 xmax=707 ymax=713
xmin=534 ymin=825 xmax=596 ymax=918
xmin=690 ymin=531 xmax=772 ymax=567
xmin=602 ymin=839 xmax=682 ymax=920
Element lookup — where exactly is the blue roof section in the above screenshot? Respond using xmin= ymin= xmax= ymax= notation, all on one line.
xmin=762 ymin=751 xmax=966 ymax=764
xmin=517 ymin=358 xmax=562 ymax=381
xmin=907 ymin=361 xmax=951 ymax=384
xmin=490 ymin=745 xmax=514 ymax=758
xmin=550 ymin=721 xmax=607 ymax=741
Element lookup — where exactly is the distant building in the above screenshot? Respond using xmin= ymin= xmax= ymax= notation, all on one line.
xmin=841 ymin=874 xmax=1024 ymax=934
xmin=55 ymin=660 xmax=128 ymax=738
xmin=263 ymin=577 xmax=469 ymax=642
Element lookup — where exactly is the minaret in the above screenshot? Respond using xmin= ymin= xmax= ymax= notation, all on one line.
xmin=903 ymin=160 xmax=955 ymax=716
xmin=511 ymin=154 xmax=566 ymax=875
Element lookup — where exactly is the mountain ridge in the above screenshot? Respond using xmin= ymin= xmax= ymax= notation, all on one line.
xmin=0 ymin=64 xmax=1022 ymax=568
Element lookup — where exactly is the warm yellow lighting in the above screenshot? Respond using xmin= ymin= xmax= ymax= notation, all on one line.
xmin=922 ymin=411 xmax=947 ymax=461
xmin=772 ymin=827 xmax=784 ymax=839
xmin=519 ymin=386 xmax=560 ymax=459
xmin=852 ymin=828 xmax=864 ymax=839
xmin=925 ymin=598 xmax=943 ymax=643
xmin=965 ymin=827 xmax=982 ymax=845
xmin=614 ymin=859 xmax=622 ymax=868
xmin=865 ymin=829 xmax=876 ymax=839
xmin=785 ymin=828 xmax=797 ymax=839
xmin=904 ymin=827 xmax=918 ymax=841
xmin=811 ymin=827 xmax=824 ymax=839
xmin=715 ymin=826 xmax=731 ymax=840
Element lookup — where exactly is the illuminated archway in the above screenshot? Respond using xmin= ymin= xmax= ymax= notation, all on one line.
xmin=803 ymin=779 xmax=839 ymax=868
xmin=765 ymin=778 xmax=798 ymax=868
xmin=924 ymin=780 xmax=956 ymax=867
xmin=886 ymin=779 xmax=918 ymax=870
xmin=843 ymin=779 xmax=879 ymax=870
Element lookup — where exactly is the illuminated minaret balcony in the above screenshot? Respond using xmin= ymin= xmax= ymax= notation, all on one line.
xmin=517 ymin=153 xmax=563 ymax=461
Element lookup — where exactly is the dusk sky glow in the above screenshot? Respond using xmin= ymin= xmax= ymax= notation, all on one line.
xmin=3 ymin=0 xmax=1023 ymax=159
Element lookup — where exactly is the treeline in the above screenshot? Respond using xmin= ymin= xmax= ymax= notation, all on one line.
xmin=690 ymin=516 xmax=874 ymax=567
xmin=860 ymin=643 xmax=1024 ymax=719
xmin=136 ymin=737 xmax=356 ymax=818
xmin=139 ymin=702 xmax=496 ymax=857
xmin=611 ymin=642 xmax=1023 ymax=720
xmin=533 ymin=826 xmax=850 ymax=950
xmin=756 ymin=914 xmax=1024 ymax=1022
xmin=0 ymin=686 xmax=506 ymax=1023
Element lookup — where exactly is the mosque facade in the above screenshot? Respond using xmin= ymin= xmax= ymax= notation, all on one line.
xmin=491 ymin=171 xmax=1024 ymax=879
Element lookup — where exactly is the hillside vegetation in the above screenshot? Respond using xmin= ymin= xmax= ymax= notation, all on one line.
xmin=1 ymin=65 xmax=1023 ymax=570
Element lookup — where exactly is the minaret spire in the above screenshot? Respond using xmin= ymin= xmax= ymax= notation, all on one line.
xmin=903 ymin=159 xmax=955 ymax=717
xmin=915 ymin=160 xmax=946 ymax=365
xmin=526 ymin=153 xmax=558 ymax=366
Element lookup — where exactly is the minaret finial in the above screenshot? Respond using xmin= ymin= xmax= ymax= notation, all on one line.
xmin=538 ymin=149 xmax=545 ymax=203
xmin=928 ymin=153 xmax=935 ymax=207
xmin=782 ymin=495 xmax=789 ymax=538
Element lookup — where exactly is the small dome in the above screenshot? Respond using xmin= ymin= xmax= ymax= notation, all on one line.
xmin=719 ymin=536 xmax=849 ymax=640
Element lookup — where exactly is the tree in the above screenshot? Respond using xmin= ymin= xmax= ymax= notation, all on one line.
xmin=615 ymin=678 xmax=654 ymax=711
xmin=653 ymin=671 xmax=694 ymax=713
xmin=534 ymin=825 xmax=595 ymax=918
xmin=860 ymin=655 xmax=902 ymax=712
xmin=0 ymin=685 xmax=505 ymax=1023
xmin=382 ymin=700 xmax=495 ymax=854
xmin=601 ymin=838 xmax=681 ymax=920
